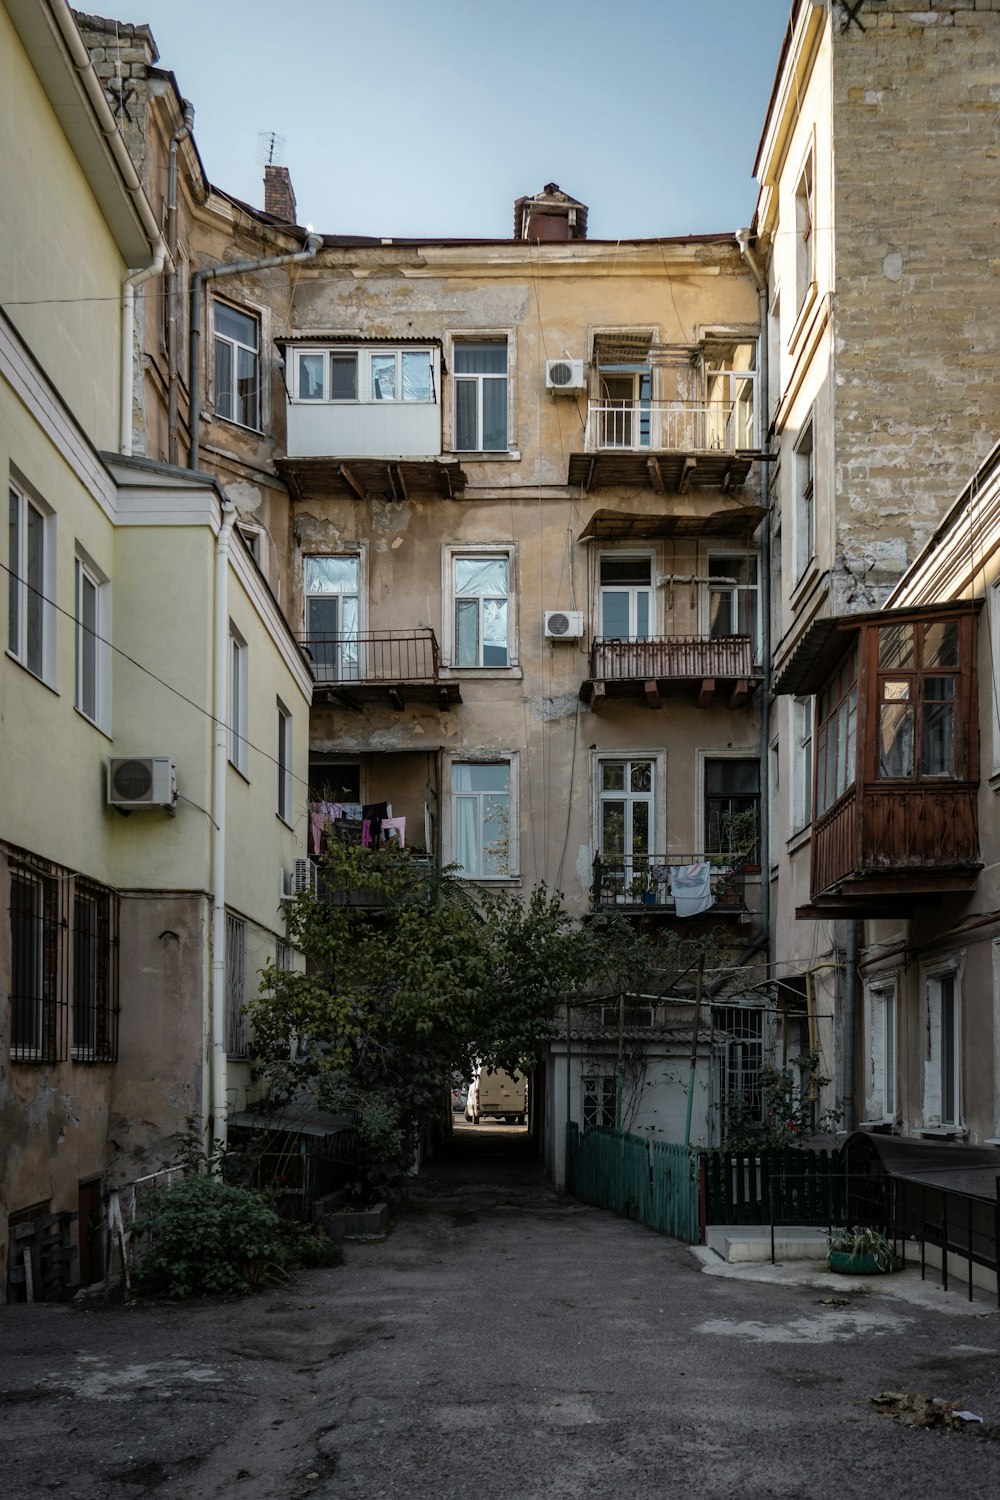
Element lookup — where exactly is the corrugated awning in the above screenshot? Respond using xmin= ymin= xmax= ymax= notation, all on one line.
xmin=229 ymin=1107 xmax=357 ymax=1139
xmin=578 ymin=506 xmax=765 ymax=542
xmin=593 ymin=331 xmax=654 ymax=364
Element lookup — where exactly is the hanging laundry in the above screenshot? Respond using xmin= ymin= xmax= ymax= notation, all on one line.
xmin=671 ymin=862 xmax=713 ymax=917
xmin=381 ymin=817 xmax=406 ymax=847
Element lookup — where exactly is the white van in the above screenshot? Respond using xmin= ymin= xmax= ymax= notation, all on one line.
xmin=466 ymin=1067 xmax=527 ymax=1124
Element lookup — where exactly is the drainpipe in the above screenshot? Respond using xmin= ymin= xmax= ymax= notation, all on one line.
xmin=843 ymin=921 xmax=859 ymax=1134
xmin=166 ymin=101 xmax=195 ymax=465
xmin=210 ymin=498 xmax=237 ymax=1156
xmin=188 ymin=231 xmax=323 ymax=470
xmin=121 ymin=240 xmax=171 ymax=456
xmin=735 ymin=229 xmax=772 ymax=955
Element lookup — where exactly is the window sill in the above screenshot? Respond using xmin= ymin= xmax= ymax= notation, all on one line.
xmin=450 ymin=451 xmax=521 ymax=462
xmin=229 ymin=760 xmax=251 ymax=785
xmin=215 ymin=414 xmax=266 ymax=438
xmin=983 ymin=1139 xmax=1000 ymax=1147
xmin=988 ymin=770 xmax=1000 ymax=794
xmin=74 ymin=706 xmax=113 ymax=741
xmin=786 ymin=825 xmax=812 ymax=856
xmin=460 ymin=876 xmax=522 ymax=888
xmin=920 ymin=1126 xmax=967 ymax=1139
xmin=276 ymin=812 xmax=293 ymax=829
xmin=440 ymin=666 xmax=523 ymax=681
xmin=5 ymin=650 xmax=58 ymax=695
xmin=788 ymin=280 xmax=819 ymax=360
xmin=789 ymin=559 xmax=821 ymax=612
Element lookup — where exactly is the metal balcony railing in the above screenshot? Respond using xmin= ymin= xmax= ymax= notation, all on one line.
xmin=584 ymin=401 xmax=750 ymax=454
xmin=589 ymin=635 xmax=755 ymax=682
xmin=299 ymin=628 xmax=441 ymax=685
xmin=591 ymin=854 xmax=748 ymax=913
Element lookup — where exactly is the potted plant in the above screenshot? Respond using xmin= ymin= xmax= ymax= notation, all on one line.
xmin=628 ymin=868 xmax=654 ymax=904
xmin=828 ymin=1225 xmax=897 ymax=1275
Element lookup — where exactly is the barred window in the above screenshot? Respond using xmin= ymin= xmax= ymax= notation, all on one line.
xmin=225 ymin=912 xmax=248 ymax=1058
xmin=582 ymin=1075 xmax=616 ymax=1131
xmin=72 ymin=880 xmax=119 ymax=1062
xmin=8 ymin=857 xmax=67 ymax=1063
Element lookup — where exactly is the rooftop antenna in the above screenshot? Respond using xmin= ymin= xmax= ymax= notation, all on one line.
xmin=256 ymin=131 xmax=286 ymax=167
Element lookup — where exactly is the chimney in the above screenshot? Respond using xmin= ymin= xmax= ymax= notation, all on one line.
xmin=513 ymin=183 xmax=588 ymax=242
xmin=264 ymin=165 xmax=297 ymax=224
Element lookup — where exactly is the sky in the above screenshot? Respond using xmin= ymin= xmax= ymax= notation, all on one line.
xmin=126 ymin=0 xmax=793 ymax=241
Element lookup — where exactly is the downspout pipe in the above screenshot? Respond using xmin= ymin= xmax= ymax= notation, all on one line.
xmin=210 ymin=498 xmax=237 ymax=1156
xmin=187 ymin=231 xmax=323 ymax=470
xmin=121 ymin=239 xmax=171 ymax=455
xmin=842 ymin=920 xmax=859 ymax=1134
xmin=166 ymin=101 xmax=195 ymax=465
xmin=736 ymin=229 xmax=772 ymax=952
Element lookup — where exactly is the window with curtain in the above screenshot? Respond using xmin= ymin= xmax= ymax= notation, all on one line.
xmin=454 ymin=555 xmax=509 ymax=667
xmin=452 ymin=762 xmax=511 ymax=877
xmin=305 ymin=554 xmax=360 ymax=682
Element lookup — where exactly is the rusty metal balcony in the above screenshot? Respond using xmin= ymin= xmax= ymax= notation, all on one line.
xmin=299 ymin=628 xmax=461 ymax=710
xmin=591 ymin=854 xmax=749 ymax=915
xmin=580 ymin=635 xmax=759 ymax=710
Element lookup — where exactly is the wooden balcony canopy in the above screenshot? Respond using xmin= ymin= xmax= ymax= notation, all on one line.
xmin=277 ymin=455 xmax=466 ymax=504
xmin=581 ymin=634 xmax=759 ymax=710
xmin=774 ymin=600 xmax=983 ymax=916
xmin=578 ymin=506 xmax=765 ymax=544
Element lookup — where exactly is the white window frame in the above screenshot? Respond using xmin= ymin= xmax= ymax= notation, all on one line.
xmin=291 ymin=345 xmax=438 ymax=405
xmin=304 ymin=551 xmax=365 ymax=682
xmin=229 ymin=624 xmax=249 ymax=777
xmin=597 ymin=551 xmax=655 ymax=641
xmin=793 ymin=418 xmax=815 ymax=583
xmin=8 ymin=480 xmax=56 ymax=686
xmin=445 ymin=752 xmax=519 ymax=881
xmin=591 ymin=748 xmax=666 ymax=876
xmin=790 ymin=696 xmax=813 ymax=835
xmin=441 ymin=544 xmax=518 ymax=675
xmin=213 ymin=298 xmax=262 ymax=432
xmin=74 ymin=550 xmax=110 ymax=731
xmin=277 ymin=698 xmax=293 ymax=824
xmin=445 ymin=332 xmax=514 ymax=455
xmin=865 ymin=978 xmax=897 ymax=1124
xmin=702 ymin=547 xmax=760 ymax=660
xmin=923 ymin=955 xmax=963 ymax=1131
xmin=794 ymin=149 xmax=814 ymax=314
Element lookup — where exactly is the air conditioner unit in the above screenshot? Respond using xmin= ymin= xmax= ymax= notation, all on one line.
xmin=281 ymin=858 xmax=318 ymax=901
xmin=544 ymin=609 xmax=584 ymax=640
xmin=107 ymin=756 xmax=176 ymax=811
xmin=545 ymin=358 xmax=585 ymax=393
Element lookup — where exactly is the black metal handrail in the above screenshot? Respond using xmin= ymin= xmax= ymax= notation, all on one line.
xmin=591 ymin=853 xmax=748 ymax=911
xmin=299 ymin=628 xmax=441 ymax=685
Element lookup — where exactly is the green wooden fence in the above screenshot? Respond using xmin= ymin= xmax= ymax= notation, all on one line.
xmin=565 ymin=1124 xmax=700 ymax=1243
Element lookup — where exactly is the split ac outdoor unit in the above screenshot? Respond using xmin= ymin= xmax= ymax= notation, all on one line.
xmin=107 ymin=756 xmax=176 ymax=811
xmin=544 ymin=609 xmax=584 ymax=640
xmin=281 ymin=858 xmax=319 ymax=900
xmin=545 ymin=358 xmax=585 ymax=392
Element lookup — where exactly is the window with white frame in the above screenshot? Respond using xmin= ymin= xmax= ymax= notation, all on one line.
xmin=451 ymin=761 xmax=513 ymax=877
xmin=277 ymin=699 xmax=293 ymax=823
xmin=214 ymin=301 xmax=260 ymax=430
xmin=75 ymin=556 xmax=107 ymax=727
xmin=795 ymin=153 xmax=814 ymax=312
xmin=229 ymin=625 xmax=249 ymax=776
xmin=924 ymin=965 xmax=961 ymax=1129
xmin=453 ymin=341 xmax=508 ymax=451
xmin=304 ymin=554 xmax=360 ymax=682
xmin=703 ymin=342 xmax=757 ymax=451
xmin=8 ymin=483 xmax=53 ymax=681
xmin=225 ymin=911 xmax=248 ymax=1058
xmin=794 ymin=420 xmax=814 ymax=581
xmin=597 ymin=757 xmax=654 ymax=895
xmin=582 ymin=1075 xmax=617 ymax=1131
xmin=454 ymin=555 xmax=509 ymax=667
xmin=866 ymin=980 xmax=897 ymax=1123
xmin=707 ymin=552 xmax=759 ymax=657
xmin=599 ymin=554 xmax=653 ymax=640
xmin=293 ymin=346 xmax=435 ymax=404
xmin=791 ymin=697 xmax=814 ymax=833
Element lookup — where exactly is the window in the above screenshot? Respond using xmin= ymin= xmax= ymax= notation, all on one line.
xmin=866 ymin=981 xmax=896 ymax=1124
xmin=598 ymin=364 xmax=651 ymax=448
xmin=791 ymin=697 xmax=813 ymax=834
xmin=875 ymin=618 xmax=960 ymax=781
xmin=277 ymin=700 xmax=293 ymax=823
xmin=8 ymin=483 xmax=51 ymax=680
xmin=237 ymin=525 xmax=263 ymax=567
xmin=707 ymin=553 xmax=759 ymax=657
xmin=75 ymin=557 xmax=106 ymax=726
xmin=794 ymin=421 xmax=814 ymax=581
xmin=704 ymin=759 xmax=760 ymax=862
xmin=815 ymin=651 xmax=857 ymax=814
xmin=925 ymin=966 xmax=961 ymax=1129
xmin=795 ymin=153 xmax=814 ymax=311
xmin=225 ymin=911 xmax=248 ymax=1058
xmin=598 ymin=757 xmax=653 ymax=879
xmin=583 ymin=1075 xmax=617 ymax=1131
xmin=214 ymin=301 xmax=260 ymax=430
xmin=714 ymin=1004 xmax=766 ymax=1134
xmin=8 ymin=857 xmax=67 ymax=1063
xmin=72 ymin=880 xmax=119 ymax=1063
xmin=453 ymin=341 xmax=508 ymax=451
xmin=599 ymin=555 xmax=653 ymax=640
xmin=304 ymin=554 xmax=360 ymax=681
xmin=704 ymin=343 xmax=757 ymax=451
xmin=229 ymin=625 xmax=248 ymax=776
xmin=454 ymin=555 xmax=509 ymax=667
xmin=452 ymin=762 xmax=512 ymax=877
xmin=292 ymin=347 xmax=434 ymax=404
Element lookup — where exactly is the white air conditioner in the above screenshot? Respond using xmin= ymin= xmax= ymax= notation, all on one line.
xmin=545 ymin=358 xmax=585 ymax=393
xmin=544 ymin=609 xmax=584 ymax=640
xmin=281 ymin=858 xmax=318 ymax=901
xmin=107 ymin=756 xmax=176 ymax=811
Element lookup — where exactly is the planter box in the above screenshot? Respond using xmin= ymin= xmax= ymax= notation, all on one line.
xmin=313 ymin=1197 xmax=388 ymax=1239
xmin=828 ymin=1249 xmax=892 ymax=1276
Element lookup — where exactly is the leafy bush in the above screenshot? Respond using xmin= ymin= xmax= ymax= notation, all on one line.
xmin=829 ymin=1225 xmax=897 ymax=1272
xmin=133 ymin=1174 xmax=290 ymax=1298
xmin=286 ymin=1230 xmax=345 ymax=1268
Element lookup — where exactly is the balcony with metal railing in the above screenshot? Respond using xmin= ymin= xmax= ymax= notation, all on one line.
xmin=567 ymin=401 xmax=762 ymax=492
xmin=580 ymin=634 xmax=760 ymax=710
xmin=591 ymin=854 xmax=749 ymax=916
xmin=299 ymin=628 xmax=461 ymax=710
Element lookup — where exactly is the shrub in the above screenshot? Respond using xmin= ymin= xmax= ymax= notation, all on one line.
xmin=133 ymin=1174 xmax=289 ymax=1299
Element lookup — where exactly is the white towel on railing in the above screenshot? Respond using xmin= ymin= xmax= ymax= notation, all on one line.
xmin=672 ymin=861 xmax=713 ymax=917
